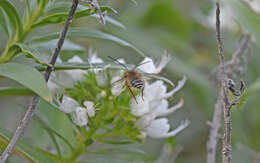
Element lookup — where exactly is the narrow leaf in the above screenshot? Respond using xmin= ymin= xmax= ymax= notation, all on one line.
xmin=0 ymin=63 xmax=52 ymax=102
xmin=37 ymin=99 xmax=76 ymax=149
xmin=0 ymin=87 xmax=34 ymax=96
xmin=0 ymin=0 xmax=23 ymax=40
xmin=32 ymin=6 xmax=117 ymax=28
xmin=0 ymin=8 xmax=10 ymax=38
xmin=14 ymin=43 xmax=52 ymax=66
xmin=0 ymin=127 xmax=57 ymax=163
xmin=28 ymin=28 xmax=145 ymax=57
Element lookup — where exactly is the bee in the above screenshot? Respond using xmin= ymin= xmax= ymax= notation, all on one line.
xmin=108 ymin=56 xmax=174 ymax=104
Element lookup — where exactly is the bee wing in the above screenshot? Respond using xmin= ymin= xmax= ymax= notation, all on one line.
xmin=111 ymin=78 xmax=125 ymax=87
xmin=143 ymin=73 xmax=175 ymax=87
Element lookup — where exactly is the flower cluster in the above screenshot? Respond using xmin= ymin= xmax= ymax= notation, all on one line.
xmin=131 ymin=77 xmax=189 ymax=139
xmin=60 ymin=96 xmax=95 ymax=126
xmin=49 ymin=49 xmax=189 ymax=140
xmin=110 ymin=53 xmax=190 ymax=139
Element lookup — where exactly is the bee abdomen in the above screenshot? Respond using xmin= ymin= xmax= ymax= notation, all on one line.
xmin=130 ymin=78 xmax=144 ymax=89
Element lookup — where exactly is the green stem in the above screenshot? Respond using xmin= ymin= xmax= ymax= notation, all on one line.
xmin=21 ymin=1 xmax=44 ymax=41
xmin=65 ymin=128 xmax=96 ymax=163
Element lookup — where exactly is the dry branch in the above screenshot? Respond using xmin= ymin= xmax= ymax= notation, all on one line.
xmin=206 ymin=1 xmax=250 ymax=163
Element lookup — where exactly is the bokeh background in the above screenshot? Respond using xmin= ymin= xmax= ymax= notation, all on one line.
xmin=1 ymin=0 xmax=260 ymax=162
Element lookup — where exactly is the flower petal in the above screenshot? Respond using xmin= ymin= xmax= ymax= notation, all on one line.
xmin=158 ymin=119 xmax=190 ymax=138
xmin=163 ymin=76 xmax=187 ymax=99
xmin=68 ymin=55 xmax=84 ymax=63
xmin=145 ymin=80 xmax=167 ymax=100
xmin=156 ymin=99 xmax=184 ymax=117
xmin=145 ymin=118 xmax=170 ymax=138
xmin=153 ymin=52 xmax=171 ymax=74
xmin=83 ymin=101 xmax=95 ymax=117
xmin=88 ymin=48 xmax=103 ymax=64
xmin=138 ymin=57 xmax=156 ymax=74
xmin=135 ymin=113 xmax=156 ymax=130
xmin=60 ymin=96 xmax=79 ymax=113
xmin=66 ymin=56 xmax=86 ymax=82
xmin=72 ymin=107 xmax=88 ymax=126
xmin=130 ymin=95 xmax=150 ymax=116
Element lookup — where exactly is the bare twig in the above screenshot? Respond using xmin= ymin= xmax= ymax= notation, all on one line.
xmin=210 ymin=35 xmax=250 ymax=79
xmin=80 ymin=0 xmax=106 ymax=24
xmin=215 ymin=2 xmax=232 ymax=162
xmin=207 ymin=35 xmax=250 ymax=163
xmin=206 ymin=88 xmax=223 ymax=163
xmin=207 ymin=2 xmax=250 ymax=163
xmin=0 ymin=0 xmax=79 ymax=162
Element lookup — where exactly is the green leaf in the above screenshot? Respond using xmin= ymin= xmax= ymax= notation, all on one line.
xmin=0 ymin=127 xmax=57 ymax=163
xmin=28 ymin=28 xmax=145 ymax=57
xmin=37 ymin=0 xmax=49 ymax=9
xmin=0 ymin=8 xmax=10 ymax=38
xmin=0 ymin=87 xmax=34 ymax=96
xmin=0 ymin=0 xmax=23 ymax=40
xmin=32 ymin=6 xmax=117 ymax=28
xmin=37 ymin=99 xmax=76 ymax=151
xmin=14 ymin=43 xmax=52 ymax=66
xmin=225 ymin=0 xmax=260 ymax=44
xmin=45 ymin=2 xmax=125 ymax=29
xmin=0 ymin=63 xmax=52 ymax=102
xmin=237 ymin=78 xmax=260 ymax=108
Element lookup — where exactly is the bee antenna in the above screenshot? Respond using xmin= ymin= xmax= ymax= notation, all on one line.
xmin=107 ymin=56 xmax=128 ymax=70
xmin=134 ymin=60 xmax=151 ymax=69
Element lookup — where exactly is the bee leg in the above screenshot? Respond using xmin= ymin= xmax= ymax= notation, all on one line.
xmin=126 ymin=81 xmax=138 ymax=104
xmin=141 ymin=87 xmax=144 ymax=101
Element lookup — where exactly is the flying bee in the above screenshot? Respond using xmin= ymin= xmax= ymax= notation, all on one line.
xmin=108 ymin=56 xmax=174 ymax=104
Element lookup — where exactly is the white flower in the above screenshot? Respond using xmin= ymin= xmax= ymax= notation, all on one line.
xmin=66 ymin=56 xmax=86 ymax=82
xmin=130 ymin=95 xmax=150 ymax=116
xmin=59 ymin=96 xmax=96 ymax=126
xmin=84 ymin=101 xmax=95 ymax=117
xmin=130 ymin=77 xmax=189 ymax=139
xmin=130 ymin=77 xmax=186 ymax=117
xmin=138 ymin=52 xmax=170 ymax=74
xmin=72 ymin=107 xmax=88 ymax=126
xmin=145 ymin=119 xmax=190 ymax=139
xmin=60 ymin=96 xmax=79 ymax=113
xmin=47 ymin=56 xmax=86 ymax=94
xmin=88 ymin=48 xmax=103 ymax=64
xmin=162 ymin=76 xmax=187 ymax=99
xmin=154 ymin=99 xmax=184 ymax=117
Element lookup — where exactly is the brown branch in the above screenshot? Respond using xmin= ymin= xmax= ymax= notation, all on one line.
xmin=207 ymin=2 xmax=250 ymax=163
xmin=0 ymin=0 xmax=79 ymax=162
xmin=216 ymin=2 xmax=232 ymax=163
xmin=207 ymin=34 xmax=250 ymax=163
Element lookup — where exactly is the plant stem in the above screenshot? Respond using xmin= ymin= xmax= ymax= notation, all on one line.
xmin=0 ymin=1 xmax=79 ymax=162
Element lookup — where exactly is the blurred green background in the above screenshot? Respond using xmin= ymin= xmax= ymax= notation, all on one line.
xmin=1 ymin=0 xmax=260 ymax=162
